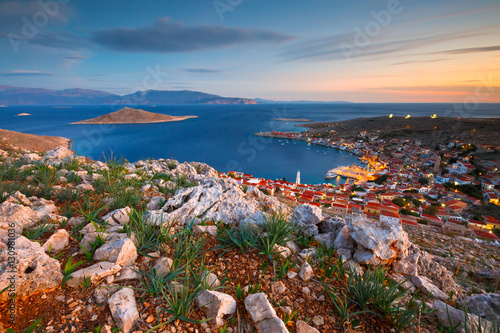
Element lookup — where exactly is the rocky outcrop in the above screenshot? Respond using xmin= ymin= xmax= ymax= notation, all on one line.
xmin=0 ymin=236 xmax=63 ymax=302
xmin=292 ymin=204 xmax=323 ymax=225
xmin=42 ymin=147 xmax=73 ymax=165
xmin=156 ymin=178 xmax=288 ymax=225
xmin=416 ymin=249 xmax=463 ymax=296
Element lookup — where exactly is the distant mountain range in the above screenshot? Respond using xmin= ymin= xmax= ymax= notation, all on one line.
xmin=0 ymin=86 xmax=257 ymax=105
xmin=253 ymin=98 xmax=353 ymax=104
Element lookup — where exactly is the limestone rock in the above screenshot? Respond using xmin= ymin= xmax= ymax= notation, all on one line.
xmin=411 ymin=276 xmax=448 ymax=301
xmin=154 ymin=257 xmax=173 ymax=276
xmin=201 ymin=271 xmax=220 ymax=289
xmin=94 ymin=284 xmax=121 ymax=304
xmin=318 ymin=216 xmax=345 ymax=234
xmin=464 ymin=293 xmax=500 ymax=322
xmin=393 ymin=252 xmax=419 ymax=276
xmin=196 ymin=290 xmax=237 ymax=328
xmin=336 ymin=248 xmax=352 ymax=262
xmin=0 ymin=235 xmax=63 ymax=302
xmin=292 ymin=204 xmax=323 ymax=225
xmin=296 ymin=320 xmax=320 ymax=333
xmin=93 ymin=238 xmax=137 ymax=266
xmin=146 ymin=196 xmax=164 ymax=211
xmin=299 ymin=262 xmax=314 ymax=281
xmin=193 ymin=225 xmax=218 ymax=237
xmin=334 ymin=227 xmax=355 ymax=250
xmin=347 ymin=215 xmax=410 ymax=262
xmin=42 ymin=147 xmax=73 ymax=165
xmin=353 ymin=249 xmax=381 ymax=265
xmin=433 ymin=300 xmax=493 ymax=332
xmin=245 ymin=293 xmax=289 ymax=333
xmin=314 ymin=232 xmax=336 ymax=248
xmin=102 ymin=207 xmax=131 ymax=226
xmin=0 ymin=202 xmax=42 ymax=229
xmin=114 ymin=266 xmax=139 ymax=283
xmin=42 ymin=229 xmax=70 ymax=253
xmin=417 ymin=250 xmax=463 ymax=296
xmin=67 ymin=262 xmax=122 ymax=287
xmin=108 ymin=288 xmax=139 ymax=333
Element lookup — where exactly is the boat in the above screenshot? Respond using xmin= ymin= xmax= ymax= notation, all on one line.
xmin=325 ymin=170 xmax=338 ymax=179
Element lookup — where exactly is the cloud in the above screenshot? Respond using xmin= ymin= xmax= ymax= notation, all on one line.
xmin=435 ymin=45 xmax=500 ymax=55
xmin=183 ymin=68 xmax=220 ymax=73
xmin=66 ymin=54 xmax=88 ymax=60
xmin=391 ymin=59 xmax=449 ymax=66
xmin=281 ymin=29 xmax=484 ymax=62
xmin=1 ymin=70 xmax=52 ymax=76
xmin=91 ymin=17 xmax=294 ymax=53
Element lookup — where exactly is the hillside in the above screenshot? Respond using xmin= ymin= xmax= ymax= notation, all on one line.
xmin=0 ymin=128 xmax=71 ymax=152
xmin=301 ymin=116 xmax=500 ymax=147
xmin=0 ymin=86 xmax=257 ymax=105
xmin=69 ymin=107 xmax=198 ymax=124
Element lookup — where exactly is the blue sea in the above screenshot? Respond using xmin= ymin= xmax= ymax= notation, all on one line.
xmin=0 ymin=103 xmax=498 ymax=185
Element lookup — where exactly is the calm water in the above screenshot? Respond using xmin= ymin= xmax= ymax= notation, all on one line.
xmin=1 ymin=103 xmax=498 ymax=184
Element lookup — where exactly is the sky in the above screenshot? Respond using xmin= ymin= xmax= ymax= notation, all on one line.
xmin=0 ymin=0 xmax=499 ymax=102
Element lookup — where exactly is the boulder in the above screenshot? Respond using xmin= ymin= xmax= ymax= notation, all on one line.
xmin=336 ymin=248 xmax=352 ymax=262
xmin=0 ymin=202 xmax=42 ymax=229
xmin=196 ymin=290 xmax=237 ymax=328
xmin=292 ymin=204 xmax=323 ymax=225
xmin=410 ymin=276 xmax=448 ymax=301
xmin=108 ymin=288 xmax=139 ymax=333
xmin=314 ymin=232 xmax=336 ymax=248
xmin=244 ymin=293 xmax=289 ymax=333
xmin=334 ymin=227 xmax=355 ymax=250
xmin=67 ymin=262 xmax=122 ymax=287
xmin=93 ymin=239 xmax=137 ymax=266
xmin=42 ymin=229 xmax=70 ymax=253
xmin=21 ymin=153 xmax=41 ymax=163
xmin=464 ymin=293 xmax=500 ymax=322
xmin=0 ymin=236 xmax=63 ymax=302
xmin=102 ymin=207 xmax=131 ymax=226
xmin=347 ymin=215 xmax=410 ymax=263
xmin=353 ymin=249 xmax=381 ymax=266
xmin=433 ymin=300 xmax=493 ymax=332
xmin=317 ymin=216 xmax=345 ymax=234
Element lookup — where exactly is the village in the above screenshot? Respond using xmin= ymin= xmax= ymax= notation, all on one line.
xmin=230 ymin=129 xmax=500 ymax=243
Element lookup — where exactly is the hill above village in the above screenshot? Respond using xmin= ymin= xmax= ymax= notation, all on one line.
xmin=69 ymin=107 xmax=198 ymax=125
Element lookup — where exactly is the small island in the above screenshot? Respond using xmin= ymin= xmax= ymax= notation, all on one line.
xmin=16 ymin=113 xmax=31 ymax=116
xmin=70 ymin=107 xmax=198 ymax=125
xmin=273 ymin=118 xmax=310 ymax=122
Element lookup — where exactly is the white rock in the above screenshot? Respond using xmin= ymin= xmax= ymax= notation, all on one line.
xmin=244 ymin=293 xmax=289 ymax=333
xmin=153 ymin=257 xmax=174 ymax=276
xmin=433 ymin=300 xmax=493 ymax=332
xmin=299 ymin=262 xmax=314 ymax=281
xmin=108 ymin=288 xmax=139 ymax=333
xmin=93 ymin=238 xmax=137 ymax=266
xmin=411 ymin=276 xmax=449 ymax=301
xmin=113 ymin=266 xmax=139 ymax=283
xmin=292 ymin=204 xmax=323 ymax=225
xmin=196 ymin=290 xmax=237 ymax=328
xmin=347 ymin=215 xmax=410 ymax=262
xmin=271 ymin=281 xmax=287 ymax=294
xmin=67 ymin=262 xmax=122 ymax=288
xmin=296 ymin=320 xmax=320 ymax=333
xmin=146 ymin=196 xmax=164 ymax=211
xmin=102 ymin=207 xmax=131 ymax=225
xmin=42 ymin=147 xmax=73 ymax=165
xmin=464 ymin=293 xmax=500 ymax=322
xmin=273 ymin=244 xmax=291 ymax=258
xmin=193 ymin=225 xmax=218 ymax=237
xmin=42 ymin=229 xmax=70 ymax=253
xmin=0 ymin=202 xmax=42 ymax=228
xmin=393 ymin=252 xmax=420 ymax=276
xmin=0 ymin=235 xmax=63 ymax=302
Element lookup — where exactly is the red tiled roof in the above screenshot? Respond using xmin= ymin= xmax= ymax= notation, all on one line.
xmin=474 ymin=230 xmax=500 ymax=241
